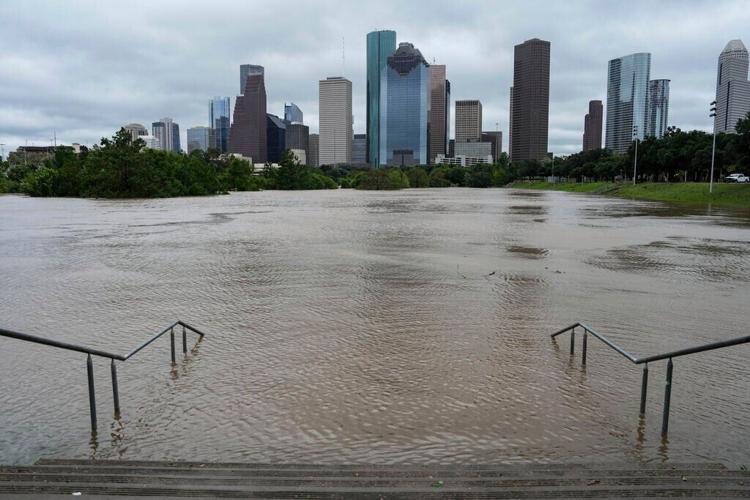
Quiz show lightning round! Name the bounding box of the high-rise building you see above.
[482,131,503,160]
[429,65,449,163]
[366,30,397,166]
[284,103,303,124]
[715,40,750,133]
[510,39,550,162]
[605,52,650,154]
[209,97,231,153]
[123,123,148,142]
[647,80,670,139]
[152,118,181,153]
[266,114,286,163]
[455,100,483,142]
[187,126,211,153]
[381,42,430,166]
[319,77,353,165]
[309,133,319,167]
[582,100,603,151]
[239,64,264,95]
[285,123,309,162]
[508,87,513,158]
[229,65,267,163]
[352,134,367,165]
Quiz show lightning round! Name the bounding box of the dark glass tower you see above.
[229,65,267,162]
[510,38,550,162]
[209,96,230,153]
[266,114,286,163]
[366,30,397,166]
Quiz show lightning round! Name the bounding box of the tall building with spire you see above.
[509,38,550,162]
[229,65,267,162]
[715,39,750,133]
[605,52,650,154]
[381,42,430,166]
[366,30,397,166]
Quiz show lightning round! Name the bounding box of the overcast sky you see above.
[1,0,749,156]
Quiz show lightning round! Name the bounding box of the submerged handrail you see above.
[0,320,205,432]
[551,322,749,437]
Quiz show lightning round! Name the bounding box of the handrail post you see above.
[86,354,97,432]
[582,330,588,366]
[570,327,575,356]
[661,358,673,437]
[182,324,187,354]
[639,363,648,416]
[170,327,176,365]
[111,359,120,417]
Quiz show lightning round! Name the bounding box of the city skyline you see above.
[1,0,749,155]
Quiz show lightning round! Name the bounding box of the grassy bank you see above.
[510,181,750,207]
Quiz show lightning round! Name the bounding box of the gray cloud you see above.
[1,0,748,156]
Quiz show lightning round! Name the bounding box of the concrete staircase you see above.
[0,459,748,498]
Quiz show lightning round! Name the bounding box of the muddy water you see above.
[0,188,748,466]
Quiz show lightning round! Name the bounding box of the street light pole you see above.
[632,125,639,185]
[709,101,717,194]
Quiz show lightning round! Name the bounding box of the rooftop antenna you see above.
[54,129,57,147]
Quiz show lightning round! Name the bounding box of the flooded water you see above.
[0,188,749,466]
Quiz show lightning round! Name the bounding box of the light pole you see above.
[709,101,717,194]
[632,125,639,185]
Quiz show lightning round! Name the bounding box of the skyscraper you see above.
[366,30,397,166]
[647,79,670,139]
[240,64,264,95]
[123,123,148,142]
[715,40,750,133]
[582,100,603,151]
[352,134,367,165]
[429,65,449,163]
[209,96,231,153]
[266,114,286,163]
[381,42,430,166]
[284,103,303,124]
[510,38,550,162]
[605,53,650,154]
[285,123,309,161]
[319,76,353,165]
[229,65,267,162]
[309,133,319,167]
[455,100,483,142]
[187,126,211,153]
[152,118,181,153]
[481,131,503,160]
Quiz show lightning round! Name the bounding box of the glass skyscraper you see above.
[380,42,430,166]
[605,53,651,154]
[209,96,230,153]
[366,30,397,166]
[647,79,670,139]
[284,103,303,124]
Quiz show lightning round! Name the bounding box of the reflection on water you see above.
[0,188,749,467]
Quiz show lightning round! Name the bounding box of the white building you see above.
[435,154,493,167]
[454,141,493,160]
[715,39,750,133]
[318,77,353,165]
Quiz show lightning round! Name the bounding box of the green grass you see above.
[509,181,750,208]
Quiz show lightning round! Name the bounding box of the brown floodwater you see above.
[0,188,748,466]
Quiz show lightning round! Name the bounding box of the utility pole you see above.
[0,144,5,163]
[632,125,639,185]
[709,101,717,194]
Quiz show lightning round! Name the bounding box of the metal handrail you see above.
[0,320,205,433]
[551,322,749,437]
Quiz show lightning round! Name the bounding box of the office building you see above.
[266,114,286,163]
[152,117,181,153]
[187,126,211,153]
[509,38,550,162]
[482,131,503,159]
[715,39,750,133]
[319,76,352,165]
[209,96,231,152]
[429,65,450,163]
[239,64,264,95]
[123,123,148,142]
[285,123,309,161]
[582,100,603,151]
[455,141,492,159]
[455,100,482,142]
[352,133,367,165]
[435,154,493,167]
[284,103,303,124]
[366,29,397,166]
[309,133,319,167]
[605,52,650,153]
[230,65,267,162]
[381,42,430,166]
[647,80,670,138]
